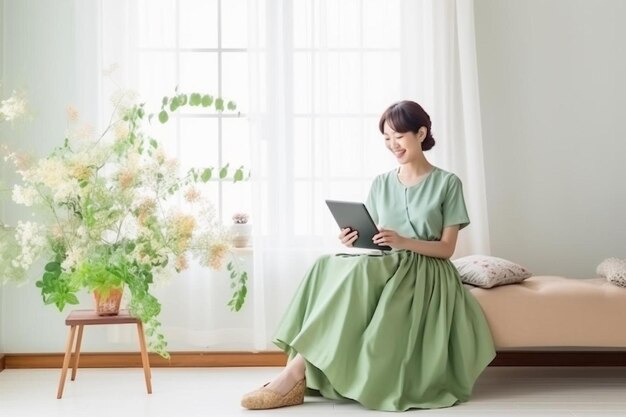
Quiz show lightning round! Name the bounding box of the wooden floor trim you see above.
[491,351,626,367]
[3,351,626,369]
[4,351,288,369]
[0,354,5,372]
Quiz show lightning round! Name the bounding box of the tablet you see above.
[325,200,392,251]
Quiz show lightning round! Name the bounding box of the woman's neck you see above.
[398,159,433,179]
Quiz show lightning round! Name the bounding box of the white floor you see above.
[1,367,625,416]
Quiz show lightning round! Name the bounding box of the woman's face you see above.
[382,121,426,164]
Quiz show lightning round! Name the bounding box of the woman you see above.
[241,100,495,411]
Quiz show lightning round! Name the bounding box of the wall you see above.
[0,0,5,355]
[474,0,626,278]
[1,0,82,353]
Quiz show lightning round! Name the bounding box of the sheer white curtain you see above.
[75,0,257,351]
[248,0,489,349]
[76,0,488,351]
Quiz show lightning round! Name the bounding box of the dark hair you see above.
[378,100,436,151]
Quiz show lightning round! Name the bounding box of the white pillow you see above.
[452,255,532,288]
[596,258,626,288]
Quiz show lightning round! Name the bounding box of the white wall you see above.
[474,0,626,278]
[1,0,83,354]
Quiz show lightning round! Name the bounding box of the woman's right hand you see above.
[339,228,358,247]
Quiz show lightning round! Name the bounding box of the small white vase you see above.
[230,223,252,248]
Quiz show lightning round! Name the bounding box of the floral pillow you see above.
[596,258,626,288]
[452,255,532,288]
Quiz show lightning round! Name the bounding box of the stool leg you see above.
[136,322,152,394]
[57,325,77,399]
[71,325,84,381]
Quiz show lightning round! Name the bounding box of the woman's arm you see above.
[373,225,460,259]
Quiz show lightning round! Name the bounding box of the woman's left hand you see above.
[372,228,407,249]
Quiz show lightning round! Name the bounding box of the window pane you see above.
[145,119,179,161]
[326,118,363,178]
[222,181,252,226]
[179,117,219,172]
[293,117,312,179]
[324,52,361,114]
[293,52,312,114]
[221,52,249,113]
[179,52,219,95]
[221,0,248,49]
[362,117,397,176]
[363,52,401,114]
[179,0,218,49]
[363,0,401,48]
[293,180,314,236]
[293,0,313,48]
[137,52,177,107]
[137,0,177,48]
[325,0,361,48]
[222,117,251,172]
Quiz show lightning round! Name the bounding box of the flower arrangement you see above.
[2,89,249,358]
[232,212,249,224]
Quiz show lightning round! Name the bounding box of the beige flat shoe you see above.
[241,378,306,410]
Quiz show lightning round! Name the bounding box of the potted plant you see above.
[2,89,249,358]
[230,212,252,248]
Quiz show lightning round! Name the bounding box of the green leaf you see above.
[215,98,224,111]
[201,94,213,107]
[227,101,237,111]
[66,293,80,305]
[149,138,158,148]
[45,262,61,273]
[162,96,168,106]
[200,168,212,182]
[189,93,202,106]
[178,94,188,106]
[219,164,229,179]
[233,168,244,182]
[169,97,180,112]
[158,110,169,124]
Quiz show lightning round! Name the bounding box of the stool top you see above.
[65,309,141,325]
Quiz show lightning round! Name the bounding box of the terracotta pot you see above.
[93,288,123,316]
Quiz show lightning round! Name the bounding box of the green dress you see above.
[273,166,496,411]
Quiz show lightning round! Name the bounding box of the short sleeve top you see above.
[365,166,470,241]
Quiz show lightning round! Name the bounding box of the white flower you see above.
[13,221,47,270]
[0,90,28,122]
[61,246,85,272]
[12,184,39,206]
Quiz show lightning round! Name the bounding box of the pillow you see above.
[596,258,626,288]
[452,255,532,288]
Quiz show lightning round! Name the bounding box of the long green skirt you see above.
[273,251,496,411]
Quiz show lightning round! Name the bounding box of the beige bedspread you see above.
[467,276,626,349]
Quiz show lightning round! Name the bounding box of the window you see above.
[134,0,251,224]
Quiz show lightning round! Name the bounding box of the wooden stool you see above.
[57,309,152,399]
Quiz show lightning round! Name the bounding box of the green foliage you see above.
[13,90,250,359]
[36,261,79,310]
[226,260,248,312]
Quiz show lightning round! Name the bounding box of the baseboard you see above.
[3,351,626,369]
[4,351,287,369]
[492,351,626,366]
